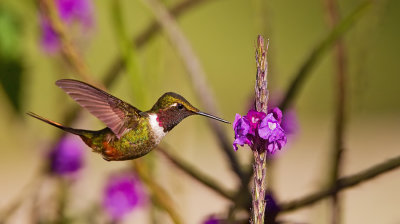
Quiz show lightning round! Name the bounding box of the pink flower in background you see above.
[48,134,84,176]
[103,172,145,221]
[39,0,94,53]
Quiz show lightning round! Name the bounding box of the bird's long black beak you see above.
[196,111,230,124]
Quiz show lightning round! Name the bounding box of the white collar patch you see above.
[148,114,166,144]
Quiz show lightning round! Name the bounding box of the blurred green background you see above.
[0,0,399,223]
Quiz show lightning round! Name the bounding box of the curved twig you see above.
[157,145,235,201]
[280,155,400,212]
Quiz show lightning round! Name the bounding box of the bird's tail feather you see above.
[27,112,87,136]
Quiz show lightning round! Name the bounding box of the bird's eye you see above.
[177,103,184,110]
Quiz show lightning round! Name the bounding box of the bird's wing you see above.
[56,79,141,138]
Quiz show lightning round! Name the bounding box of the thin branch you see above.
[140,0,245,184]
[102,0,213,85]
[324,0,348,223]
[157,145,235,201]
[279,0,371,111]
[279,155,400,213]
[132,160,183,224]
[40,0,97,85]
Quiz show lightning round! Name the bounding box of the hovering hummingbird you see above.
[28,79,229,161]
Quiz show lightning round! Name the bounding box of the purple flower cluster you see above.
[103,172,145,221]
[40,0,94,53]
[233,108,287,154]
[48,134,84,176]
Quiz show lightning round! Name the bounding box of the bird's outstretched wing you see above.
[56,79,141,138]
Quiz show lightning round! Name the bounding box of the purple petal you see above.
[233,136,251,151]
[259,113,287,154]
[269,107,283,124]
[244,110,266,135]
[233,114,250,137]
[258,114,276,139]
[232,114,241,130]
[232,114,253,150]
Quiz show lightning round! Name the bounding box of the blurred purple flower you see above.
[203,215,223,224]
[103,172,145,221]
[40,0,94,53]
[233,108,286,153]
[40,18,60,53]
[48,134,84,176]
[265,192,280,224]
[279,108,299,135]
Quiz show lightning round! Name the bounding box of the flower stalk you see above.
[251,35,269,224]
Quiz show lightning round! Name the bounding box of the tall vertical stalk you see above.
[252,35,269,224]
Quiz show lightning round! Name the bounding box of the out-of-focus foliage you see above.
[0,6,24,114]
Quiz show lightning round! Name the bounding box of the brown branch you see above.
[157,145,235,201]
[324,0,348,223]
[279,155,400,213]
[140,0,245,184]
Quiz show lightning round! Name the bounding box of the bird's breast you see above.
[147,113,167,144]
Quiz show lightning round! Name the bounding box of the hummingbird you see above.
[28,79,230,161]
